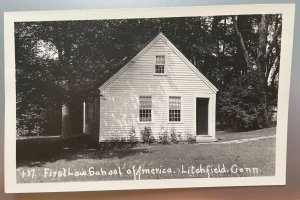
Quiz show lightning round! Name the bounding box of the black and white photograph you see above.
[4,4,295,193]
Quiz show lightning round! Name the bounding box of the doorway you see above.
[196,98,209,135]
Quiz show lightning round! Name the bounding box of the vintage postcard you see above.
[4,3,295,193]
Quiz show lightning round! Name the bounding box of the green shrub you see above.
[186,131,196,144]
[158,130,170,144]
[177,132,184,143]
[110,130,119,141]
[170,128,178,144]
[141,127,155,144]
[127,126,139,147]
[219,69,272,130]
[109,135,132,149]
[120,137,127,143]
[110,135,120,142]
[128,126,138,143]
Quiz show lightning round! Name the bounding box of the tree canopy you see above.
[15,14,282,136]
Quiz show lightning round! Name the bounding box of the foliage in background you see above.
[219,70,269,130]
[15,14,282,135]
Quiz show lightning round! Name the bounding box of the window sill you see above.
[138,121,154,124]
[168,122,184,124]
[153,74,167,76]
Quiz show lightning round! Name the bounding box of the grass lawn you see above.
[216,127,276,141]
[16,128,276,183]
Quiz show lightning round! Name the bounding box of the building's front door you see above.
[196,98,209,135]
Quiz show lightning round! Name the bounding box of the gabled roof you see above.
[99,32,218,93]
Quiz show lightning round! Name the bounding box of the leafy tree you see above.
[232,14,282,120]
[15,14,282,135]
[219,69,268,130]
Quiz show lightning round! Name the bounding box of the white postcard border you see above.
[4,3,295,193]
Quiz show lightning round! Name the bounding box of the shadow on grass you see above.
[17,135,151,168]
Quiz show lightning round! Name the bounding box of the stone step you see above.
[196,135,217,143]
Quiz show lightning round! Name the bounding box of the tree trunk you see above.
[61,103,71,137]
[233,119,239,131]
[257,15,269,117]
[232,16,252,69]
[85,101,95,135]
[270,59,280,87]
[220,115,224,129]
[219,16,227,92]
[258,15,268,73]
[221,16,226,68]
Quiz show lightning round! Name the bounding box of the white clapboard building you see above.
[85,33,218,142]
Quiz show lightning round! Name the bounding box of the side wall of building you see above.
[99,38,216,141]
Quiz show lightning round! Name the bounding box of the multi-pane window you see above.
[169,96,181,122]
[155,55,165,74]
[139,96,152,122]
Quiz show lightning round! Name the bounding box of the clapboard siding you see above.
[98,36,216,141]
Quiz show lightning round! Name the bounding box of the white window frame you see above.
[139,96,152,123]
[154,55,167,76]
[168,96,182,123]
